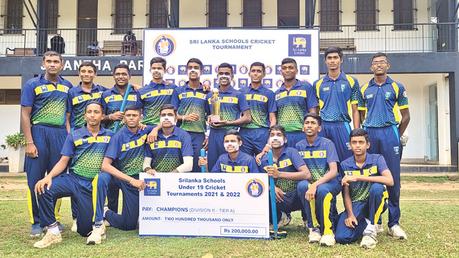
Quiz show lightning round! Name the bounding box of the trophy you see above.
[210,88,221,123]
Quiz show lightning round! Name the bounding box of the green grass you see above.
[1,177,459,257]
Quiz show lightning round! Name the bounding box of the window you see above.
[393,0,415,30]
[0,90,21,104]
[48,0,59,34]
[5,0,23,34]
[149,0,168,28]
[277,0,299,27]
[208,0,227,27]
[243,0,262,27]
[114,0,133,34]
[356,0,378,31]
[320,0,340,32]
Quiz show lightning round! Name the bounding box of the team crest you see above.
[265,65,273,75]
[263,79,273,88]
[178,65,187,75]
[144,179,161,196]
[288,34,312,56]
[299,65,310,75]
[239,65,248,74]
[154,34,176,56]
[246,179,264,197]
[178,80,187,87]
[166,66,176,75]
[385,92,392,100]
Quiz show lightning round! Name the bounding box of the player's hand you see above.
[109,111,124,121]
[198,157,207,167]
[400,135,409,146]
[210,120,228,127]
[138,122,147,130]
[265,165,279,178]
[342,175,358,187]
[145,168,157,176]
[202,137,209,150]
[147,126,160,143]
[35,176,52,195]
[184,113,200,122]
[26,143,39,158]
[305,183,317,201]
[255,152,265,165]
[130,179,146,191]
[203,81,211,92]
[131,83,142,91]
[345,214,358,229]
[274,186,285,202]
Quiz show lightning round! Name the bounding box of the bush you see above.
[5,132,26,150]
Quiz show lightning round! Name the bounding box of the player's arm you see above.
[266,164,311,181]
[101,157,145,190]
[172,156,193,172]
[226,109,252,126]
[351,104,360,129]
[269,112,277,127]
[66,112,71,132]
[35,156,71,194]
[21,106,38,158]
[342,185,358,228]
[398,108,410,136]
[306,162,338,202]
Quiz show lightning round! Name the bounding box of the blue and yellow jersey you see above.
[275,80,318,132]
[314,72,360,122]
[207,86,250,130]
[240,85,277,129]
[146,126,193,172]
[340,154,389,202]
[171,83,209,133]
[139,81,177,125]
[68,83,107,129]
[295,136,339,183]
[61,127,113,180]
[358,76,409,128]
[101,86,142,131]
[211,151,260,173]
[104,125,153,176]
[20,74,73,127]
[260,147,306,193]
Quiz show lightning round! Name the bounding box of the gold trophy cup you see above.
[210,88,221,123]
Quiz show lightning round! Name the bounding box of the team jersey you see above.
[240,85,277,129]
[275,80,318,132]
[104,125,153,176]
[68,83,107,129]
[260,147,306,192]
[171,83,209,133]
[314,72,360,122]
[358,76,409,128]
[211,151,260,173]
[295,136,339,183]
[21,74,73,127]
[61,126,113,179]
[340,154,389,202]
[101,86,142,131]
[146,126,193,172]
[139,81,177,125]
[207,86,250,130]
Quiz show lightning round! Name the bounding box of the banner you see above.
[139,173,270,239]
[143,29,319,91]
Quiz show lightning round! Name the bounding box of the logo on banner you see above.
[178,79,187,87]
[262,79,273,88]
[166,66,176,75]
[265,65,273,75]
[165,79,175,85]
[203,65,212,75]
[300,65,310,75]
[238,78,248,89]
[288,34,311,57]
[154,35,176,56]
[239,65,248,75]
[246,179,264,197]
[178,65,187,75]
[275,65,282,75]
[144,179,161,196]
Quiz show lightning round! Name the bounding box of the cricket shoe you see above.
[308,228,321,243]
[319,234,336,246]
[388,224,407,240]
[360,234,377,249]
[86,224,106,245]
[34,231,62,248]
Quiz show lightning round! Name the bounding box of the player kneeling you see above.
[335,129,393,249]
[199,129,259,173]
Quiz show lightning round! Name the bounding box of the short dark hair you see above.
[304,113,322,126]
[371,52,388,62]
[79,61,97,74]
[281,58,297,68]
[124,105,142,114]
[350,128,369,143]
[43,51,63,62]
[224,129,242,142]
[186,58,203,70]
[150,57,167,69]
[113,63,130,75]
[269,125,287,138]
[160,104,176,114]
[324,46,343,60]
[250,62,265,73]
[218,62,234,74]
[85,101,103,112]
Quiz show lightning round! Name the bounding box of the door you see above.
[77,0,98,55]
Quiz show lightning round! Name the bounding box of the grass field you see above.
[1,175,458,257]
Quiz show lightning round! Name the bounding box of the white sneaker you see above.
[319,234,336,246]
[376,224,384,234]
[71,219,77,233]
[388,224,407,240]
[360,234,377,249]
[86,224,106,245]
[308,228,321,243]
[278,212,291,228]
[34,231,62,248]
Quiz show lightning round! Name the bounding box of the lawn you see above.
[1,175,458,257]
